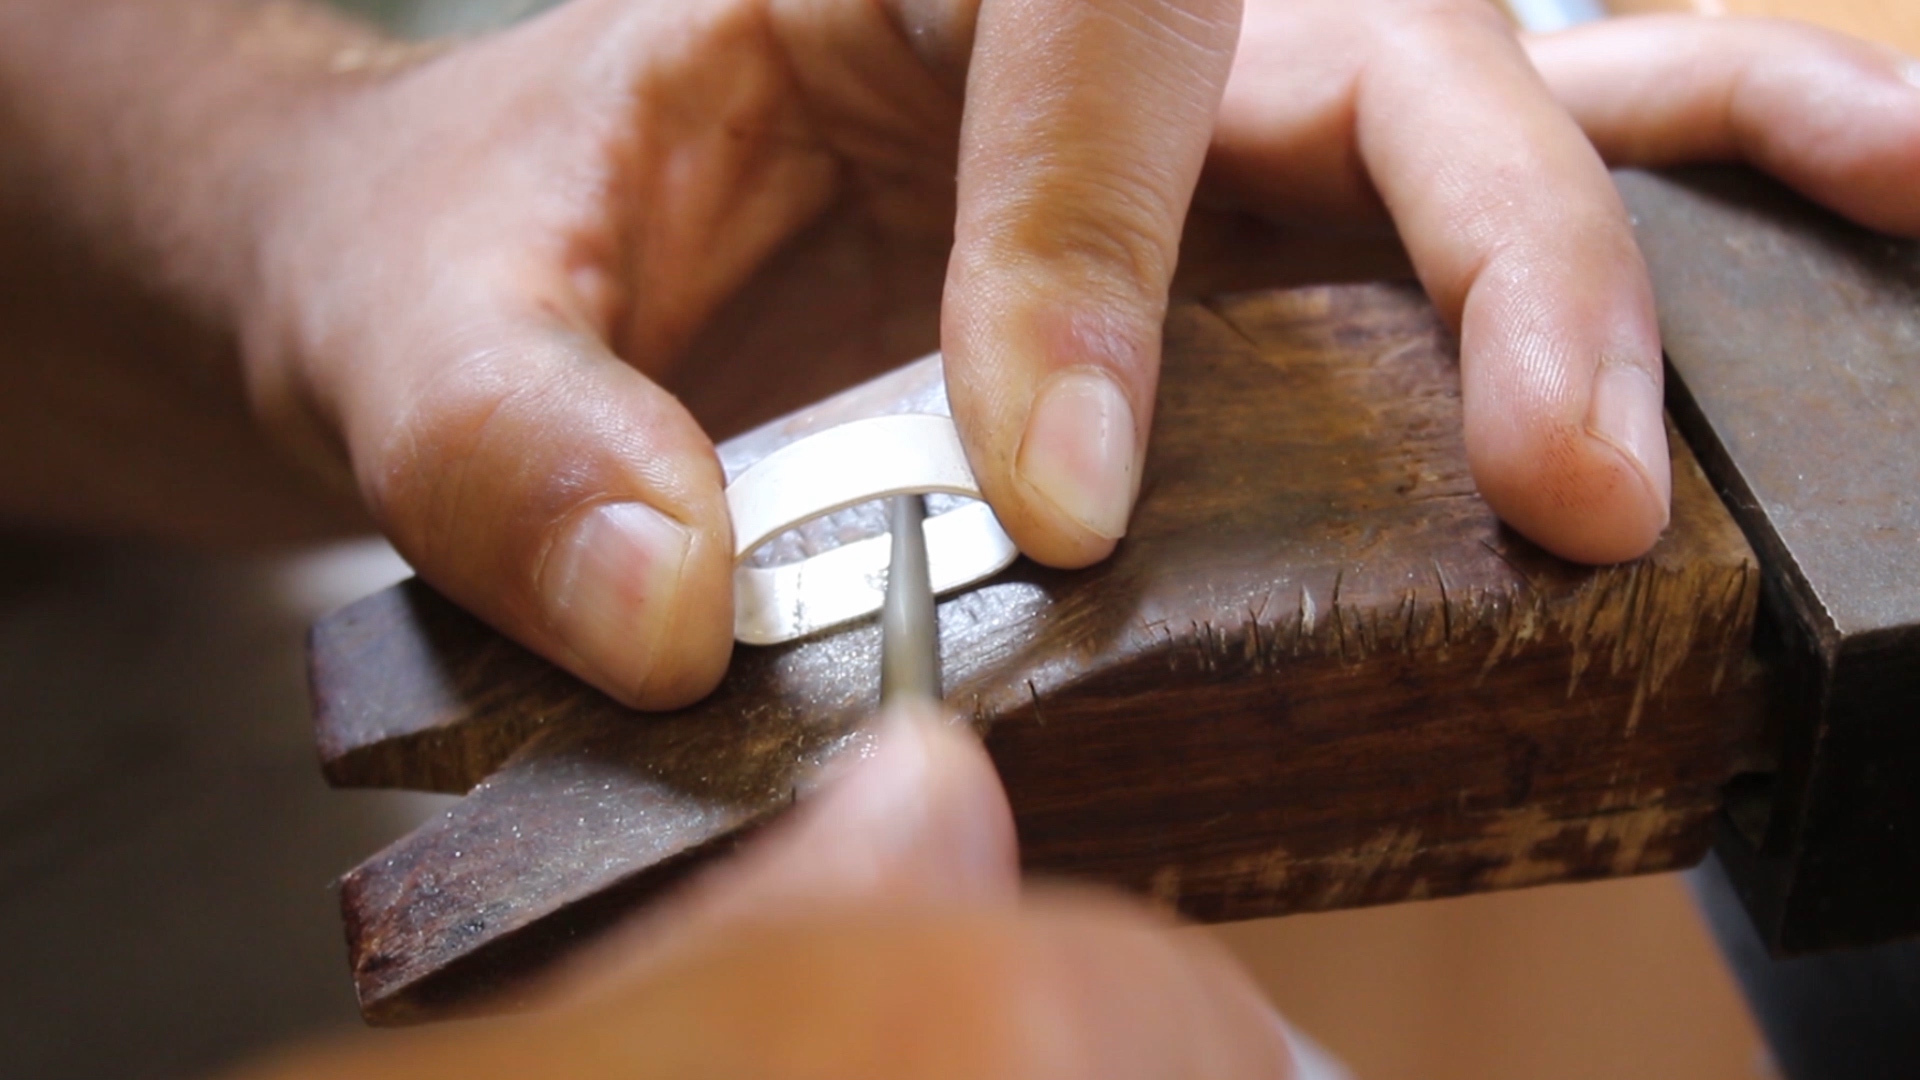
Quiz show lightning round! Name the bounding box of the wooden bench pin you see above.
[310,268,1769,1024]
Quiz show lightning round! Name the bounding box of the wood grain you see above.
[311,281,1766,1023]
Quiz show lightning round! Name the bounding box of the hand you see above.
[233,706,1306,1080]
[1200,6,1920,565]
[248,2,1920,708]
[7,2,1918,710]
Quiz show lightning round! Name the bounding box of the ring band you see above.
[725,414,1020,645]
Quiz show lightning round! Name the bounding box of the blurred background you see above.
[0,1,1778,1078]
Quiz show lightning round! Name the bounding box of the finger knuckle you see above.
[362,345,577,575]
[1000,170,1182,297]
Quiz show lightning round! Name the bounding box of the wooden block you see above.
[310,280,1765,1024]
[1619,167,1920,951]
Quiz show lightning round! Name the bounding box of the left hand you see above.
[9,1,1918,710]
[1193,7,1920,564]
[247,2,1920,707]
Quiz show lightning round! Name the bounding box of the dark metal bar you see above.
[1690,848,1920,1080]
[879,494,939,704]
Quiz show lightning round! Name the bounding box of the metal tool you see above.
[879,494,940,704]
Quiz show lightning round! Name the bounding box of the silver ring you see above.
[724,414,1020,645]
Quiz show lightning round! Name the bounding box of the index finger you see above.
[941,0,1243,567]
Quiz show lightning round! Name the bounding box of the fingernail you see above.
[1585,359,1671,527]
[1016,368,1139,540]
[539,501,691,697]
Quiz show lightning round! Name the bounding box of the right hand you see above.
[234,706,1306,1080]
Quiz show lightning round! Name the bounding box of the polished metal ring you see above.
[724,413,1019,645]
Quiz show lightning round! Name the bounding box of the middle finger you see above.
[1218,0,1672,564]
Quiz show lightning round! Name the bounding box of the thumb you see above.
[559,701,1020,995]
[683,700,1022,917]
[337,305,737,710]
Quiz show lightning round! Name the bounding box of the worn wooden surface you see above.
[311,280,1766,1023]
[1619,167,1920,953]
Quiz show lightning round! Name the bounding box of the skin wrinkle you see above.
[1482,266,1563,404]
[1133,0,1240,53]
[483,6,748,376]
[762,0,959,168]
[1432,153,1565,312]
[381,346,574,576]
[1055,7,1229,124]
[621,2,918,376]
[1002,168,1186,293]
[1721,34,1764,175]
[384,327,684,548]
[1465,258,1598,516]
[553,63,649,353]
[1072,0,1240,72]
[271,186,545,461]
[358,325,515,511]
